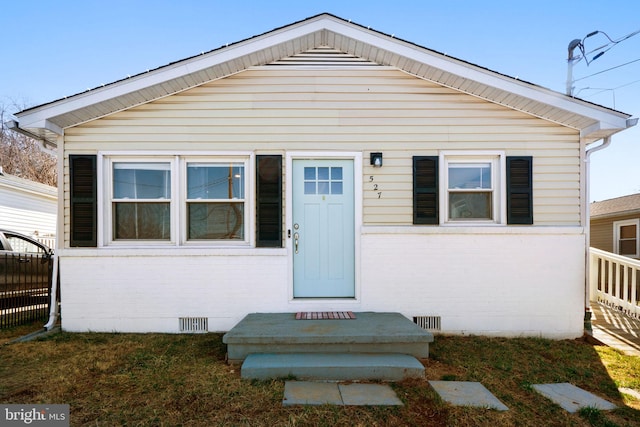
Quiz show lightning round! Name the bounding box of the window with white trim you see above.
[441,152,504,224]
[112,162,172,240]
[613,219,639,258]
[186,162,245,240]
[106,155,250,245]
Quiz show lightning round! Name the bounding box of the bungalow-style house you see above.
[10,14,636,337]
[0,168,57,245]
[591,193,640,259]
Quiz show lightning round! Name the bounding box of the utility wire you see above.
[578,28,640,65]
[573,57,640,82]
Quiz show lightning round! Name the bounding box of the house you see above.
[9,14,636,337]
[0,168,57,246]
[591,193,640,259]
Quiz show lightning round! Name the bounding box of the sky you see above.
[2,0,639,202]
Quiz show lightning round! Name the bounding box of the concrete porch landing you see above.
[222,312,434,364]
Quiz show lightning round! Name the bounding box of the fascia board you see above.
[15,18,331,130]
[321,18,630,128]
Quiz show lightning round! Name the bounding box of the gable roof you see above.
[591,193,640,218]
[12,13,635,146]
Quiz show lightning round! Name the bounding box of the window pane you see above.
[449,163,491,189]
[620,225,637,239]
[449,192,492,220]
[331,167,342,180]
[619,239,637,255]
[304,182,316,194]
[318,181,330,194]
[304,167,316,180]
[114,163,170,199]
[114,202,170,240]
[331,182,343,194]
[187,163,244,200]
[188,202,244,240]
[318,167,329,180]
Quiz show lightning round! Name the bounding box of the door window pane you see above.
[303,166,343,195]
[304,167,316,180]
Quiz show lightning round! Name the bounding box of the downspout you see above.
[44,253,59,330]
[44,133,64,331]
[5,119,61,330]
[583,136,612,333]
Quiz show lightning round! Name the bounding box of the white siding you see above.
[63,67,581,246]
[59,228,584,338]
[0,175,57,237]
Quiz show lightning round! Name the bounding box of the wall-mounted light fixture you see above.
[370,152,383,167]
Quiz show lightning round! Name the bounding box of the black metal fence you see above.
[0,253,54,329]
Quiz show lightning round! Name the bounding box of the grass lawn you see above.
[1,322,639,426]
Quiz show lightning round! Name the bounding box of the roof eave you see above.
[13,13,635,145]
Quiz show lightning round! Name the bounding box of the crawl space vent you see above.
[179,317,208,333]
[413,316,441,331]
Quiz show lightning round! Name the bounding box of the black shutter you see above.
[256,155,282,247]
[413,156,439,224]
[70,155,97,246]
[506,156,533,225]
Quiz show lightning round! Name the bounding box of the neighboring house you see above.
[591,193,640,259]
[10,14,636,337]
[0,168,57,246]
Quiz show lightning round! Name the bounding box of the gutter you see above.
[44,253,59,331]
[4,119,57,154]
[583,117,639,331]
[583,136,612,331]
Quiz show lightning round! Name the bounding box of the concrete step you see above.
[223,312,434,363]
[241,352,425,381]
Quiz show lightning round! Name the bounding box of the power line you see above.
[573,57,640,83]
[566,28,640,95]
[575,79,640,108]
[579,28,640,64]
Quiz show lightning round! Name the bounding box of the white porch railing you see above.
[589,247,640,319]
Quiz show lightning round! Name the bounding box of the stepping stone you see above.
[283,381,403,406]
[283,381,343,406]
[338,383,403,406]
[532,383,616,413]
[429,381,508,411]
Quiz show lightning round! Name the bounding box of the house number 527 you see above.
[369,176,382,199]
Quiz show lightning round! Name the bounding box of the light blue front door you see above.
[292,159,355,298]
